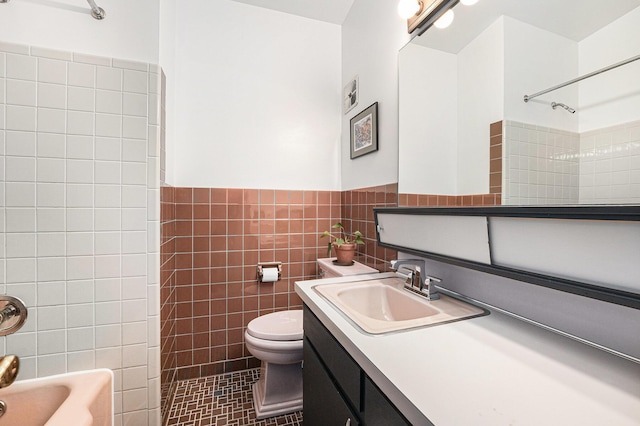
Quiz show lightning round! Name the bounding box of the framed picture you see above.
[350,102,378,159]
[343,75,359,114]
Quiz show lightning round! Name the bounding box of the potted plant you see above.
[321,222,365,265]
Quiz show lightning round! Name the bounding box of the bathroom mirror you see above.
[398,0,640,205]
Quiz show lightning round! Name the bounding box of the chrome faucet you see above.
[390,259,441,300]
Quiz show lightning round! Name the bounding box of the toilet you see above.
[245,309,304,419]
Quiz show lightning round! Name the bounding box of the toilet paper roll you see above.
[261,267,279,283]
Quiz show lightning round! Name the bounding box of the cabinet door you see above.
[304,339,360,426]
[363,376,411,426]
[303,307,361,409]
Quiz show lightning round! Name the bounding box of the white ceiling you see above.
[415,0,640,53]
[228,0,355,25]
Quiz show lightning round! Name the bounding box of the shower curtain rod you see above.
[523,54,640,103]
[0,0,105,20]
[86,0,105,19]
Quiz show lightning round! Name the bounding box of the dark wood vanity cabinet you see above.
[303,306,410,426]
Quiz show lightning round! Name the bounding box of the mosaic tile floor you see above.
[166,368,304,426]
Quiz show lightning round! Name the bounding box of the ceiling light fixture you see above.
[397,0,422,19]
[434,9,454,29]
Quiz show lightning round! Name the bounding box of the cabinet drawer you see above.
[304,339,360,426]
[303,306,361,411]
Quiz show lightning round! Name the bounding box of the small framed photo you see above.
[350,102,378,159]
[343,75,359,114]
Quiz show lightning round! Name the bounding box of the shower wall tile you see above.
[504,119,640,205]
[6,79,36,106]
[30,47,73,62]
[38,83,66,109]
[6,54,37,81]
[96,90,123,114]
[580,119,640,204]
[503,120,580,205]
[0,42,161,425]
[37,133,65,158]
[97,66,123,91]
[73,52,111,67]
[68,62,96,88]
[67,86,95,112]
[38,108,66,133]
[38,59,67,85]
[6,105,36,131]
[6,131,33,156]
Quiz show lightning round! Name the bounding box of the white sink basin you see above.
[0,369,113,426]
[314,277,486,334]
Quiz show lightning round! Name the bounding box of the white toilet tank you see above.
[317,257,378,278]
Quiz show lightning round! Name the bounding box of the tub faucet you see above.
[390,259,441,300]
[0,355,19,389]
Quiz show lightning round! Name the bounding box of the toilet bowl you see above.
[245,310,304,419]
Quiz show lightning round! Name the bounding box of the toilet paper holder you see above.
[257,262,282,282]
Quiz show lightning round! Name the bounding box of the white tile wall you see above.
[579,120,640,204]
[0,42,161,425]
[504,121,580,205]
[504,120,640,205]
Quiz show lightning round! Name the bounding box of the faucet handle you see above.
[425,275,441,284]
[404,270,414,286]
[0,355,19,389]
[422,275,442,299]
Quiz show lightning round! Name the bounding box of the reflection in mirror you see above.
[398,0,640,206]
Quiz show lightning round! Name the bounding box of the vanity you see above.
[303,304,409,425]
[295,206,640,425]
[297,271,640,425]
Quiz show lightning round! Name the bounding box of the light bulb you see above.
[398,0,420,19]
[434,9,454,29]
[460,0,479,5]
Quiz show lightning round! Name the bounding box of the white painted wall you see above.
[503,17,578,133]
[0,0,159,64]
[457,17,504,195]
[166,0,341,190]
[341,0,409,191]
[398,44,458,194]
[158,0,176,185]
[578,6,640,132]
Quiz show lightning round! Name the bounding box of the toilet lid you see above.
[247,310,303,341]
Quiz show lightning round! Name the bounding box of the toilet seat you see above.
[247,310,303,341]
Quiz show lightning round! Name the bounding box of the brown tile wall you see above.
[341,183,399,272]
[398,193,501,207]
[490,120,503,195]
[162,187,344,381]
[160,186,178,422]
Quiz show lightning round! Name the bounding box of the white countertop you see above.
[295,273,640,426]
